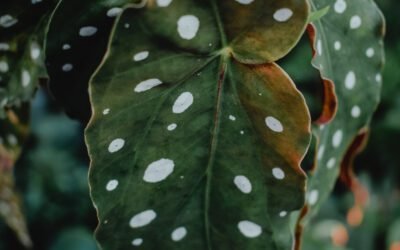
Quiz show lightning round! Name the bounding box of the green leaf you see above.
[45,0,142,123]
[0,0,58,116]
[86,1,311,249]
[308,6,330,23]
[296,0,385,231]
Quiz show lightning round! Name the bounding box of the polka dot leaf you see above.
[86,2,311,249]
[45,0,309,123]
[45,0,143,122]
[296,0,385,230]
[0,0,57,117]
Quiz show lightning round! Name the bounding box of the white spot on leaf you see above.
[334,0,347,14]
[79,26,98,37]
[272,167,285,180]
[30,42,41,60]
[106,180,118,191]
[334,41,341,51]
[366,48,375,58]
[317,145,325,160]
[234,175,252,194]
[235,0,254,4]
[103,108,110,115]
[0,15,18,28]
[273,8,293,22]
[129,210,157,228]
[238,220,262,238]
[177,15,200,40]
[375,73,382,83]
[21,70,30,87]
[171,227,187,241]
[133,51,149,62]
[107,7,123,17]
[157,0,172,7]
[345,71,356,89]
[134,78,162,92]
[308,190,319,205]
[172,92,194,114]
[265,116,283,132]
[167,123,177,131]
[62,44,71,50]
[62,63,73,72]
[279,211,287,217]
[143,158,175,183]
[229,115,236,121]
[351,105,361,118]
[131,238,143,246]
[108,138,125,153]
[327,157,336,169]
[332,130,343,148]
[317,39,322,55]
[350,16,362,29]
[0,61,9,73]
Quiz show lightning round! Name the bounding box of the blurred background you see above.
[0,0,399,249]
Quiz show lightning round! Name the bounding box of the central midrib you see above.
[203,1,230,249]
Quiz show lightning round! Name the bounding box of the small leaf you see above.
[86,1,311,249]
[308,6,330,23]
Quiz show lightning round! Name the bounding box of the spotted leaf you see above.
[0,0,58,116]
[45,0,142,123]
[86,1,310,249]
[295,0,385,235]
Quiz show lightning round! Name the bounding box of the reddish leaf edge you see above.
[340,129,370,227]
[306,23,338,125]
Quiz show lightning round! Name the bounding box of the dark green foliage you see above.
[0,0,394,249]
[86,1,311,249]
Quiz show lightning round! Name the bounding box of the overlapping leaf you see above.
[86,1,311,249]
[296,0,385,233]
[45,0,142,123]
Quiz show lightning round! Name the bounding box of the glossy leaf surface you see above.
[86,1,311,249]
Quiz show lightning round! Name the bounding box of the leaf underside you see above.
[86,1,311,249]
[299,0,385,226]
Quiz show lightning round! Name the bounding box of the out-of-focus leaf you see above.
[0,105,31,247]
[45,0,142,123]
[388,219,400,248]
[295,0,385,242]
[50,227,98,250]
[86,1,311,249]
[302,220,351,250]
[0,0,58,117]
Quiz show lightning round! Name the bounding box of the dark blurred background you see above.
[0,0,399,249]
